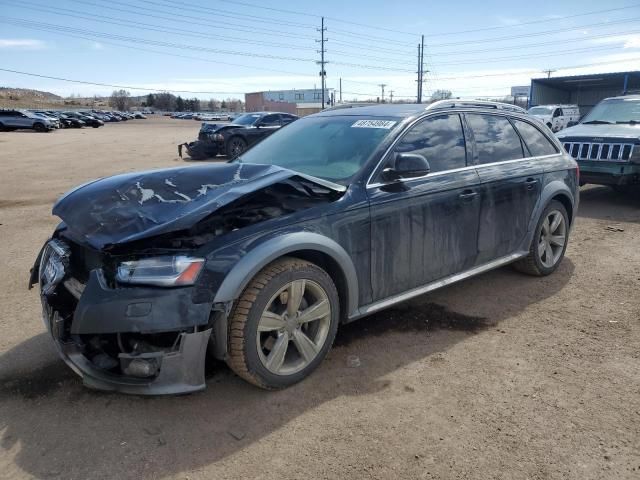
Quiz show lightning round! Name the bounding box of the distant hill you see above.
[0,87,111,109]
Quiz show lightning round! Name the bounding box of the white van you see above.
[527,104,581,132]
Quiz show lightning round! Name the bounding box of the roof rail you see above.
[426,100,526,113]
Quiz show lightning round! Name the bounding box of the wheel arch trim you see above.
[212,232,360,318]
[525,180,575,247]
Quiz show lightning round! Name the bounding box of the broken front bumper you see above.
[36,239,215,395]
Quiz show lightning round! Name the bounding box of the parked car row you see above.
[0,109,147,132]
[169,112,236,121]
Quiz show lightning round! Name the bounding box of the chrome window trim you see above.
[367,155,560,189]
[366,110,560,189]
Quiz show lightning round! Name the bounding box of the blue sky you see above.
[0,0,639,100]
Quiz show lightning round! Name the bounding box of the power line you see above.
[9,1,317,51]
[220,0,640,40]
[0,24,314,77]
[429,44,635,67]
[428,16,640,47]
[423,3,640,37]
[66,0,317,40]
[135,0,315,29]
[0,67,248,95]
[0,17,315,61]
[435,57,640,81]
[431,29,640,56]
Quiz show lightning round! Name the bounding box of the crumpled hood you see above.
[556,123,640,141]
[53,163,306,249]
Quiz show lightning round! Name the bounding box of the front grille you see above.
[66,239,103,282]
[563,142,634,161]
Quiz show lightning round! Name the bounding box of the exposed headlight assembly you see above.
[116,256,205,287]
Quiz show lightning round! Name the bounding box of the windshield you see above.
[581,98,640,124]
[236,116,400,183]
[232,113,261,126]
[528,106,553,115]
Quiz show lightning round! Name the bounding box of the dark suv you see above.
[556,95,640,192]
[31,101,579,395]
[180,112,298,160]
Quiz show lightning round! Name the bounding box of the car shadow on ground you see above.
[577,185,640,223]
[0,259,574,479]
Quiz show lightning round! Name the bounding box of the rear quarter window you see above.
[466,114,524,164]
[512,119,559,157]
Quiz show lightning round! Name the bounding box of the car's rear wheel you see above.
[226,136,247,159]
[33,122,47,132]
[0,122,5,132]
[514,200,569,276]
[226,257,339,389]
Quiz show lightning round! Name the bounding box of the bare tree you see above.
[208,98,220,111]
[154,92,175,111]
[430,89,452,101]
[109,89,131,111]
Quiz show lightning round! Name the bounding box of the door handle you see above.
[459,190,477,202]
[524,178,539,190]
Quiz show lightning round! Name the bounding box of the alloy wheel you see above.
[256,279,331,376]
[538,210,566,268]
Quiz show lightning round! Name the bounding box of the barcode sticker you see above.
[351,120,397,129]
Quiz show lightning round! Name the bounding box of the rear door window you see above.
[260,114,281,127]
[512,119,559,157]
[466,114,524,164]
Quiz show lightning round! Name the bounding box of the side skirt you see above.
[349,252,527,321]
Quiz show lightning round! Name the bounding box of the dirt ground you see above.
[0,116,638,480]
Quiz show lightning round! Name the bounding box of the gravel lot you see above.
[0,116,638,480]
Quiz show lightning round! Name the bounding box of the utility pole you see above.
[378,83,387,103]
[316,17,328,109]
[543,69,556,79]
[339,77,342,103]
[420,35,425,102]
[389,90,394,103]
[417,43,422,103]
[416,36,426,103]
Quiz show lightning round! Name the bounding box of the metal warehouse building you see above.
[529,71,640,115]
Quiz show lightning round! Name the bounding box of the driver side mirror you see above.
[382,153,430,182]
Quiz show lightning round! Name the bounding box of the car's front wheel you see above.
[514,200,569,276]
[226,136,247,159]
[226,257,340,389]
[33,122,47,132]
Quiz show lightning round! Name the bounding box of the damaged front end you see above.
[30,162,344,394]
[33,238,216,395]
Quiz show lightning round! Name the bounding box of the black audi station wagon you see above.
[31,101,579,394]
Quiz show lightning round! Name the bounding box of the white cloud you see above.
[0,39,47,50]
[590,33,640,49]
[91,42,105,50]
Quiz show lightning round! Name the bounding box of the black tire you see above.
[226,136,247,159]
[226,257,340,389]
[92,124,100,128]
[514,200,569,276]
[33,122,47,132]
[0,122,5,132]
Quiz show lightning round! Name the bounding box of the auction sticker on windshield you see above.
[351,120,397,129]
